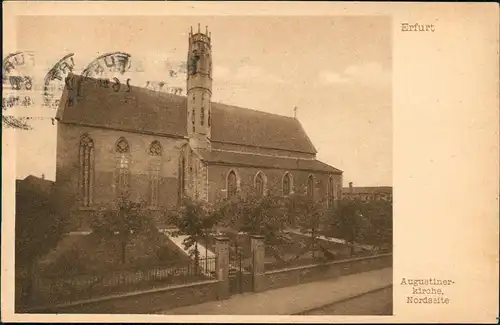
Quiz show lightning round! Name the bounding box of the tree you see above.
[284,194,327,258]
[359,200,393,250]
[90,196,156,264]
[15,182,68,304]
[217,194,288,245]
[329,199,368,256]
[167,197,219,274]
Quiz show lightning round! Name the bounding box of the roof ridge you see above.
[210,149,314,161]
[68,72,187,101]
[211,100,296,120]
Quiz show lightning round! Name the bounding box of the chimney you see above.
[349,182,353,194]
[41,173,45,180]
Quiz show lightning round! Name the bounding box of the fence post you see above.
[214,236,230,300]
[250,234,266,292]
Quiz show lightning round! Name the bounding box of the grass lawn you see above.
[21,230,207,308]
[38,229,190,277]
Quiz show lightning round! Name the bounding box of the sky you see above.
[6,15,392,186]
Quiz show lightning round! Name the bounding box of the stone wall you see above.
[264,254,392,291]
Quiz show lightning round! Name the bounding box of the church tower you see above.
[187,24,212,151]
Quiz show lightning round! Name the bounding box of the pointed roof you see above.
[57,74,318,154]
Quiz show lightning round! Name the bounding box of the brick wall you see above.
[55,123,187,231]
[207,164,342,203]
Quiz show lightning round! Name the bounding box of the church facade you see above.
[54,27,343,231]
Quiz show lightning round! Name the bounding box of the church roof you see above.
[56,74,188,138]
[57,74,317,154]
[196,150,342,174]
[210,103,317,154]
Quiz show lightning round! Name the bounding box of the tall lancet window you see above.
[201,93,206,126]
[192,106,196,132]
[227,170,238,199]
[79,135,94,207]
[208,108,211,127]
[283,172,292,196]
[327,176,334,208]
[149,141,162,207]
[254,172,266,197]
[307,175,315,200]
[115,137,130,198]
[178,154,186,205]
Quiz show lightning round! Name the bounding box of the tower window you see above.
[79,135,94,207]
[201,107,205,126]
[208,108,211,127]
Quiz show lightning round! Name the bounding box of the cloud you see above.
[215,64,285,84]
[319,62,391,89]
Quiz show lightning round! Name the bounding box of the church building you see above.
[54,26,343,231]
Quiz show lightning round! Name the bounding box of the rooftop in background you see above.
[16,175,55,195]
[342,186,393,194]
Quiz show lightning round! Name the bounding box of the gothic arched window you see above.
[208,108,211,127]
[307,175,315,200]
[79,135,94,207]
[327,176,334,208]
[149,140,162,156]
[178,154,186,205]
[283,172,292,196]
[254,172,266,197]
[148,141,162,207]
[201,106,205,126]
[115,137,130,197]
[227,170,238,198]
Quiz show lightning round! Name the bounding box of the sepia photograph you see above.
[2,2,498,324]
[7,15,393,315]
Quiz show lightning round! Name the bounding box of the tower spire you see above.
[187,24,213,151]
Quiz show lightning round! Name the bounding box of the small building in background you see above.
[342,182,392,202]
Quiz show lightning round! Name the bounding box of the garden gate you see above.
[228,244,253,295]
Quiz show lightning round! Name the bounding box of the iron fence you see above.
[21,256,217,308]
